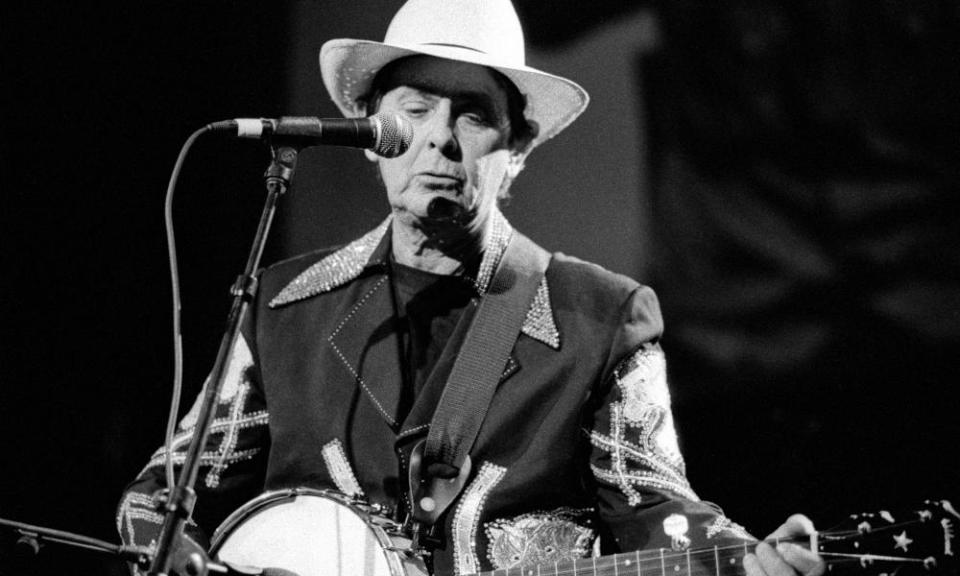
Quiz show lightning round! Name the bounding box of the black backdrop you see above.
[2,3,289,574]
[3,2,959,575]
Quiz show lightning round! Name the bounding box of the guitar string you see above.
[475,531,929,576]
[488,553,909,576]
[467,512,940,576]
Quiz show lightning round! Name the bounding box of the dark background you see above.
[2,2,958,574]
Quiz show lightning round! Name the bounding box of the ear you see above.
[504,119,537,178]
[363,148,379,163]
[504,149,527,179]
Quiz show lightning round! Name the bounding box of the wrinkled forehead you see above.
[370,55,514,114]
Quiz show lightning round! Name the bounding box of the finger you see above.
[756,540,796,576]
[777,543,825,576]
[768,514,816,539]
[743,553,765,576]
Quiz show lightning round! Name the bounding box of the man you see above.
[118,1,825,576]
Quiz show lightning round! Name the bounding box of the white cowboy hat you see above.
[319,0,589,151]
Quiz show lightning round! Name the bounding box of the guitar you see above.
[209,489,958,576]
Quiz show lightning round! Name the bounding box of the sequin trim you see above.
[266,209,560,348]
[207,383,258,488]
[705,515,753,540]
[142,335,269,489]
[615,348,682,464]
[484,508,595,569]
[177,334,256,430]
[453,462,507,575]
[322,438,365,498]
[117,492,163,546]
[520,277,559,349]
[327,276,397,425]
[473,209,513,295]
[590,347,697,504]
[143,413,268,471]
[269,217,391,307]
[143,406,268,490]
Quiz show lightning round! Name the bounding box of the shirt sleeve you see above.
[589,287,753,555]
[115,331,270,555]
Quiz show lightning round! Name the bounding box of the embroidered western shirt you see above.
[118,210,751,575]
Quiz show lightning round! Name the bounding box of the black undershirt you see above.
[389,260,476,421]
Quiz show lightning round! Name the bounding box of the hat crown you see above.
[384,0,526,68]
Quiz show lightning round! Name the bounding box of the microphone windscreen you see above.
[373,112,413,158]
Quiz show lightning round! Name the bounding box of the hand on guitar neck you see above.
[745,515,824,576]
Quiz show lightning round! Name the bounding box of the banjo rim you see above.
[209,487,415,576]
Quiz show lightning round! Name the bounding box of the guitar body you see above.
[210,488,429,576]
[210,489,957,576]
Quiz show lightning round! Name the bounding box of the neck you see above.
[390,210,487,275]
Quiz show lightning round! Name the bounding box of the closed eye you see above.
[460,112,487,126]
[402,104,431,119]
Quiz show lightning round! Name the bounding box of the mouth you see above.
[416,172,464,191]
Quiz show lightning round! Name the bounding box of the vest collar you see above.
[268,210,559,349]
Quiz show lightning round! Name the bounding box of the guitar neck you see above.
[473,538,815,576]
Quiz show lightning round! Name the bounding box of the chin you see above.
[399,190,465,214]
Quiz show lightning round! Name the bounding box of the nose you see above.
[425,100,460,160]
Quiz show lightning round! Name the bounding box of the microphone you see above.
[211,113,412,158]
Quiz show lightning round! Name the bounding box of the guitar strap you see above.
[419,229,550,484]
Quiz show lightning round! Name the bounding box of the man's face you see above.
[368,57,518,237]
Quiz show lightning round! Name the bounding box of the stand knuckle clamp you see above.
[230,275,259,301]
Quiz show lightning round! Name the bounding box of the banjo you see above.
[209,488,958,576]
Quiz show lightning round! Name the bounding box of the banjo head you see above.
[210,488,425,576]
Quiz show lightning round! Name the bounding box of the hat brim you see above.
[320,38,589,150]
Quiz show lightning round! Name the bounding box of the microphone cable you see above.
[162,124,218,491]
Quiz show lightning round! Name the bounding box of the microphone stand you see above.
[149,143,300,576]
[0,516,151,566]
[0,516,268,575]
